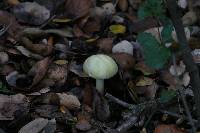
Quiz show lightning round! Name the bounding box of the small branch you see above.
[116,116,138,133]
[166,0,200,126]
[105,93,133,109]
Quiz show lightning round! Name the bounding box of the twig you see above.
[166,0,200,127]
[116,115,138,133]
[159,109,198,123]
[105,93,133,109]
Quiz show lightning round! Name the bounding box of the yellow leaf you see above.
[109,24,126,34]
[86,37,98,43]
[60,105,67,113]
[54,60,68,65]
[136,77,153,86]
[52,18,72,23]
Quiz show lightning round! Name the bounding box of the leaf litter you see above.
[0,0,199,132]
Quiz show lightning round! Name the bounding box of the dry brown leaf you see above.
[57,93,81,110]
[28,57,51,88]
[83,18,101,34]
[111,53,135,71]
[118,0,128,12]
[0,11,23,40]
[97,38,113,53]
[65,0,92,19]
[21,37,53,56]
[154,124,186,133]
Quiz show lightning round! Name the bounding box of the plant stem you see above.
[96,79,104,95]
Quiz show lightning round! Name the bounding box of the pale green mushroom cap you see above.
[83,54,118,79]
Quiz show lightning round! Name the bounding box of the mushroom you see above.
[83,54,118,94]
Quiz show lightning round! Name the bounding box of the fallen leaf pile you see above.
[0,0,199,132]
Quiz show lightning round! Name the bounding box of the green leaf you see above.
[161,23,174,43]
[160,89,176,103]
[137,33,171,69]
[138,0,165,19]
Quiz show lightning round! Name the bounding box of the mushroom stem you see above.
[96,79,104,94]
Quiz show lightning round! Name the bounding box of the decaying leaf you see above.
[111,53,135,71]
[47,63,68,83]
[15,46,43,59]
[18,118,49,133]
[28,57,51,89]
[65,0,92,19]
[118,0,128,12]
[13,2,50,25]
[0,10,23,40]
[154,124,186,133]
[0,94,29,120]
[21,37,53,56]
[136,76,153,86]
[57,93,81,110]
[97,38,113,53]
[112,40,133,55]
[75,112,91,131]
